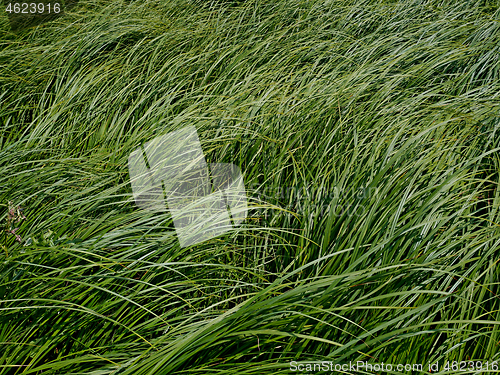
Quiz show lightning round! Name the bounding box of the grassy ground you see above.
[1,0,500,373]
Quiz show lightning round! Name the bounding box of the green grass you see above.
[1,0,500,373]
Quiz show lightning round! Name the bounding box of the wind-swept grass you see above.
[1,0,500,373]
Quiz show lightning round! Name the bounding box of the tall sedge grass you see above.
[1,0,500,373]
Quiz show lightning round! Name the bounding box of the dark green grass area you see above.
[1,0,500,373]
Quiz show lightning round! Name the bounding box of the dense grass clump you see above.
[1,0,500,373]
